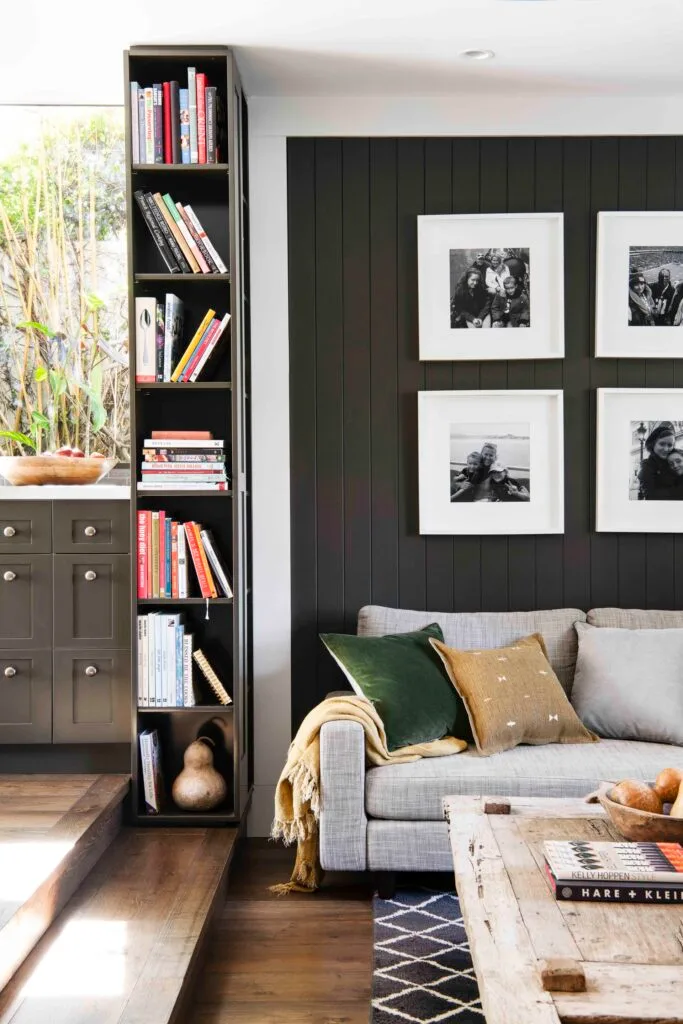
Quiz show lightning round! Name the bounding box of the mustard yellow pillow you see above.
[430,633,597,756]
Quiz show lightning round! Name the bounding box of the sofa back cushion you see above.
[357,606,586,695]
[587,608,683,629]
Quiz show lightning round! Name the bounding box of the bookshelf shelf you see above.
[126,44,251,828]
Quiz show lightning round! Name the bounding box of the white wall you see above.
[248,92,681,834]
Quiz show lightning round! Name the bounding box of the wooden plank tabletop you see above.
[445,795,683,1024]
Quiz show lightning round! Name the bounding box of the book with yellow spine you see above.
[171,309,215,381]
[193,649,232,705]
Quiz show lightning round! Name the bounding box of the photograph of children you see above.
[628,247,683,327]
[450,423,531,502]
[449,248,530,330]
[629,420,683,500]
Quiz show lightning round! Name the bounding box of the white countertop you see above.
[0,484,130,500]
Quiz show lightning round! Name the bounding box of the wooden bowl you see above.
[596,782,683,842]
[0,456,116,486]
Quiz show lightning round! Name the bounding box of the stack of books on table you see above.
[130,69,225,166]
[138,431,230,492]
[137,511,233,599]
[137,616,231,709]
[543,839,683,903]
[133,189,227,274]
[135,300,230,383]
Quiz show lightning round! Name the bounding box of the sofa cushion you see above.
[587,607,683,628]
[358,606,585,695]
[365,739,683,820]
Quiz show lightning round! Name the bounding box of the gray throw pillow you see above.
[571,621,683,745]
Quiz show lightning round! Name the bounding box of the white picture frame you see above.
[596,211,683,358]
[596,388,683,533]
[418,390,564,535]
[417,213,564,361]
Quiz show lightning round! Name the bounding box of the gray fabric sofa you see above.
[319,605,683,877]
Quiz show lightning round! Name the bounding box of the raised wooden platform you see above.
[0,774,129,994]
[0,825,239,1023]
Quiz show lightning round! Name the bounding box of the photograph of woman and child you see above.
[449,247,530,330]
[630,420,683,500]
[628,247,683,327]
[450,424,531,503]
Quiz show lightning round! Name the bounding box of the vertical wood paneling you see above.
[289,134,683,725]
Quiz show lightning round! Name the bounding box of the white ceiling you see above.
[3,0,683,105]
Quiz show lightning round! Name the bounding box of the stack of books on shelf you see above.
[137,509,233,598]
[543,839,683,903]
[138,431,230,493]
[137,613,231,708]
[131,69,224,165]
[134,189,227,274]
[135,298,230,382]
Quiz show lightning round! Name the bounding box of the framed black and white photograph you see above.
[418,390,564,535]
[417,213,564,361]
[597,389,683,532]
[596,212,683,358]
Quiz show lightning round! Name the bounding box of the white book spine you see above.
[147,613,157,706]
[183,205,228,274]
[188,314,231,381]
[177,526,188,598]
[135,297,157,382]
[154,613,165,705]
[139,731,154,810]
[183,634,195,706]
[200,530,233,598]
[188,67,198,163]
[143,438,224,448]
[131,83,140,164]
[165,614,179,707]
[137,616,146,707]
[136,616,144,707]
[176,624,184,706]
[138,482,228,491]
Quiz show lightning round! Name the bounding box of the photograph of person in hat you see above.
[628,246,683,326]
[632,420,683,500]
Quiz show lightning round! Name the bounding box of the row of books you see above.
[137,613,231,708]
[134,189,227,275]
[138,433,229,493]
[135,296,230,383]
[544,839,683,904]
[131,71,224,166]
[137,511,232,599]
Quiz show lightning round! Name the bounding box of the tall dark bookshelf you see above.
[124,46,251,825]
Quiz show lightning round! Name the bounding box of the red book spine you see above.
[137,511,148,598]
[158,510,166,597]
[171,521,179,598]
[196,74,207,164]
[162,82,172,163]
[151,430,213,440]
[184,521,211,597]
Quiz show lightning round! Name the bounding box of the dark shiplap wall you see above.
[288,136,683,729]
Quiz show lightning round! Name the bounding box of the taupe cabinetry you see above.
[0,499,130,745]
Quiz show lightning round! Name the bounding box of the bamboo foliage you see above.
[0,110,129,458]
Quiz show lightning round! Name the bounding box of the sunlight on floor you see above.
[0,842,74,901]
[21,919,127,998]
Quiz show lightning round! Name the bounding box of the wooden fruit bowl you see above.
[596,782,683,842]
[0,456,116,486]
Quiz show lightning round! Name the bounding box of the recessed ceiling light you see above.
[460,49,495,61]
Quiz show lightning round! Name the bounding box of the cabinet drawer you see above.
[0,650,52,744]
[0,555,52,648]
[0,502,51,553]
[53,649,130,743]
[53,554,130,649]
[53,501,129,554]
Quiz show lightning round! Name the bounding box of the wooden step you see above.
[0,826,239,1023]
[0,774,129,993]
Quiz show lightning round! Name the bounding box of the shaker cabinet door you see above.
[0,650,52,743]
[0,555,52,648]
[53,650,130,743]
[0,502,52,554]
[53,501,129,554]
[53,554,130,649]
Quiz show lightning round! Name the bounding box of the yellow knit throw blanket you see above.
[270,694,468,894]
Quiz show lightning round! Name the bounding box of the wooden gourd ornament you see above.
[172,736,227,811]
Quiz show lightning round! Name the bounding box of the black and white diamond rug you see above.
[371,887,485,1023]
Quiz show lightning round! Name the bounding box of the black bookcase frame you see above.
[124,45,251,824]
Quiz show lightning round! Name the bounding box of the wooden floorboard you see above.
[188,840,375,1024]
[0,826,238,1024]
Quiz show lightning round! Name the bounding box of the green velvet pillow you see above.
[320,623,470,751]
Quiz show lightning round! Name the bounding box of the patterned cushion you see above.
[587,608,683,628]
[357,606,585,695]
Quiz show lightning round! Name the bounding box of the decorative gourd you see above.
[172,737,227,811]
[654,767,683,804]
[670,780,683,819]
[609,779,663,814]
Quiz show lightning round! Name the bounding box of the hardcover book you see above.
[135,297,157,381]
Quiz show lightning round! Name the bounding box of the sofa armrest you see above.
[319,720,368,871]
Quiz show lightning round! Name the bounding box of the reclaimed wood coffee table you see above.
[445,794,683,1024]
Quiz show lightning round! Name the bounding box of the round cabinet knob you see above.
[4,666,16,678]
[84,665,98,677]
[84,570,97,581]
[3,571,16,582]
[3,526,16,538]
[84,526,97,537]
